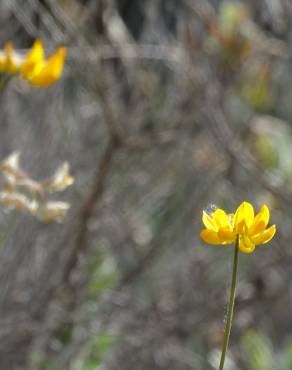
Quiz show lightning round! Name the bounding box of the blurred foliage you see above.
[205,1,254,70]
[241,63,273,111]
[241,330,292,370]
[241,330,273,370]
[84,333,116,370]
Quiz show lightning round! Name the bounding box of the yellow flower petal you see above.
[4,42,21,74]
[248,204,269,235]
[200,229,222,244]
[250,224,276,245]
[217,228,236,243]
[234,201,254,232]
[213,209,232,229]
[20,39,45,77]
[0,51,6,72]
[28,47,66,87]
[202,211,218,231]
[239,234,255,253]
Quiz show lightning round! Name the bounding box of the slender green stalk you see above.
[218,235,240,370]
[0,74,13,94]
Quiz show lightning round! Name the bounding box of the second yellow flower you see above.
[200,201,276,253]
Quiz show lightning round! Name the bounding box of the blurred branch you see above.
[69,44,187,65]
[10,0,64,42]
[62,135,119,285]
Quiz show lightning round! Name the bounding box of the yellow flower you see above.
[200,201,276,253]
[0,42,22,74]
[0,40,66,87]
[21,42,67,87]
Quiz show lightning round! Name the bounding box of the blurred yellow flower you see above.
[0,39,66,87]
[0,42,22,74]
[200,201,276,253]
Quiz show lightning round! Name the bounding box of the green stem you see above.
[0,74,13,94]
[218,235,240,370]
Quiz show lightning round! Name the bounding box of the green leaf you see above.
[241,330,273,370]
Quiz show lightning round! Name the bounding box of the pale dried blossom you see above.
[34,201,70,223]
[2,151,20,171]
[0,152,21,187]
[0,152,74,223]
[42,162,74,192]
[0,192,38,213]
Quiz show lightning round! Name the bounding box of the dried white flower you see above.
[44,162,74,192]
[0,153,73,223]
[34,201,70,223]
[0,191,38,213]
[2,151,20,170]
[0,151,21,186]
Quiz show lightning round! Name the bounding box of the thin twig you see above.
[62,135,119,285]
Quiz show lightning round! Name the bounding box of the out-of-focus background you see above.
[0,0,291,369]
